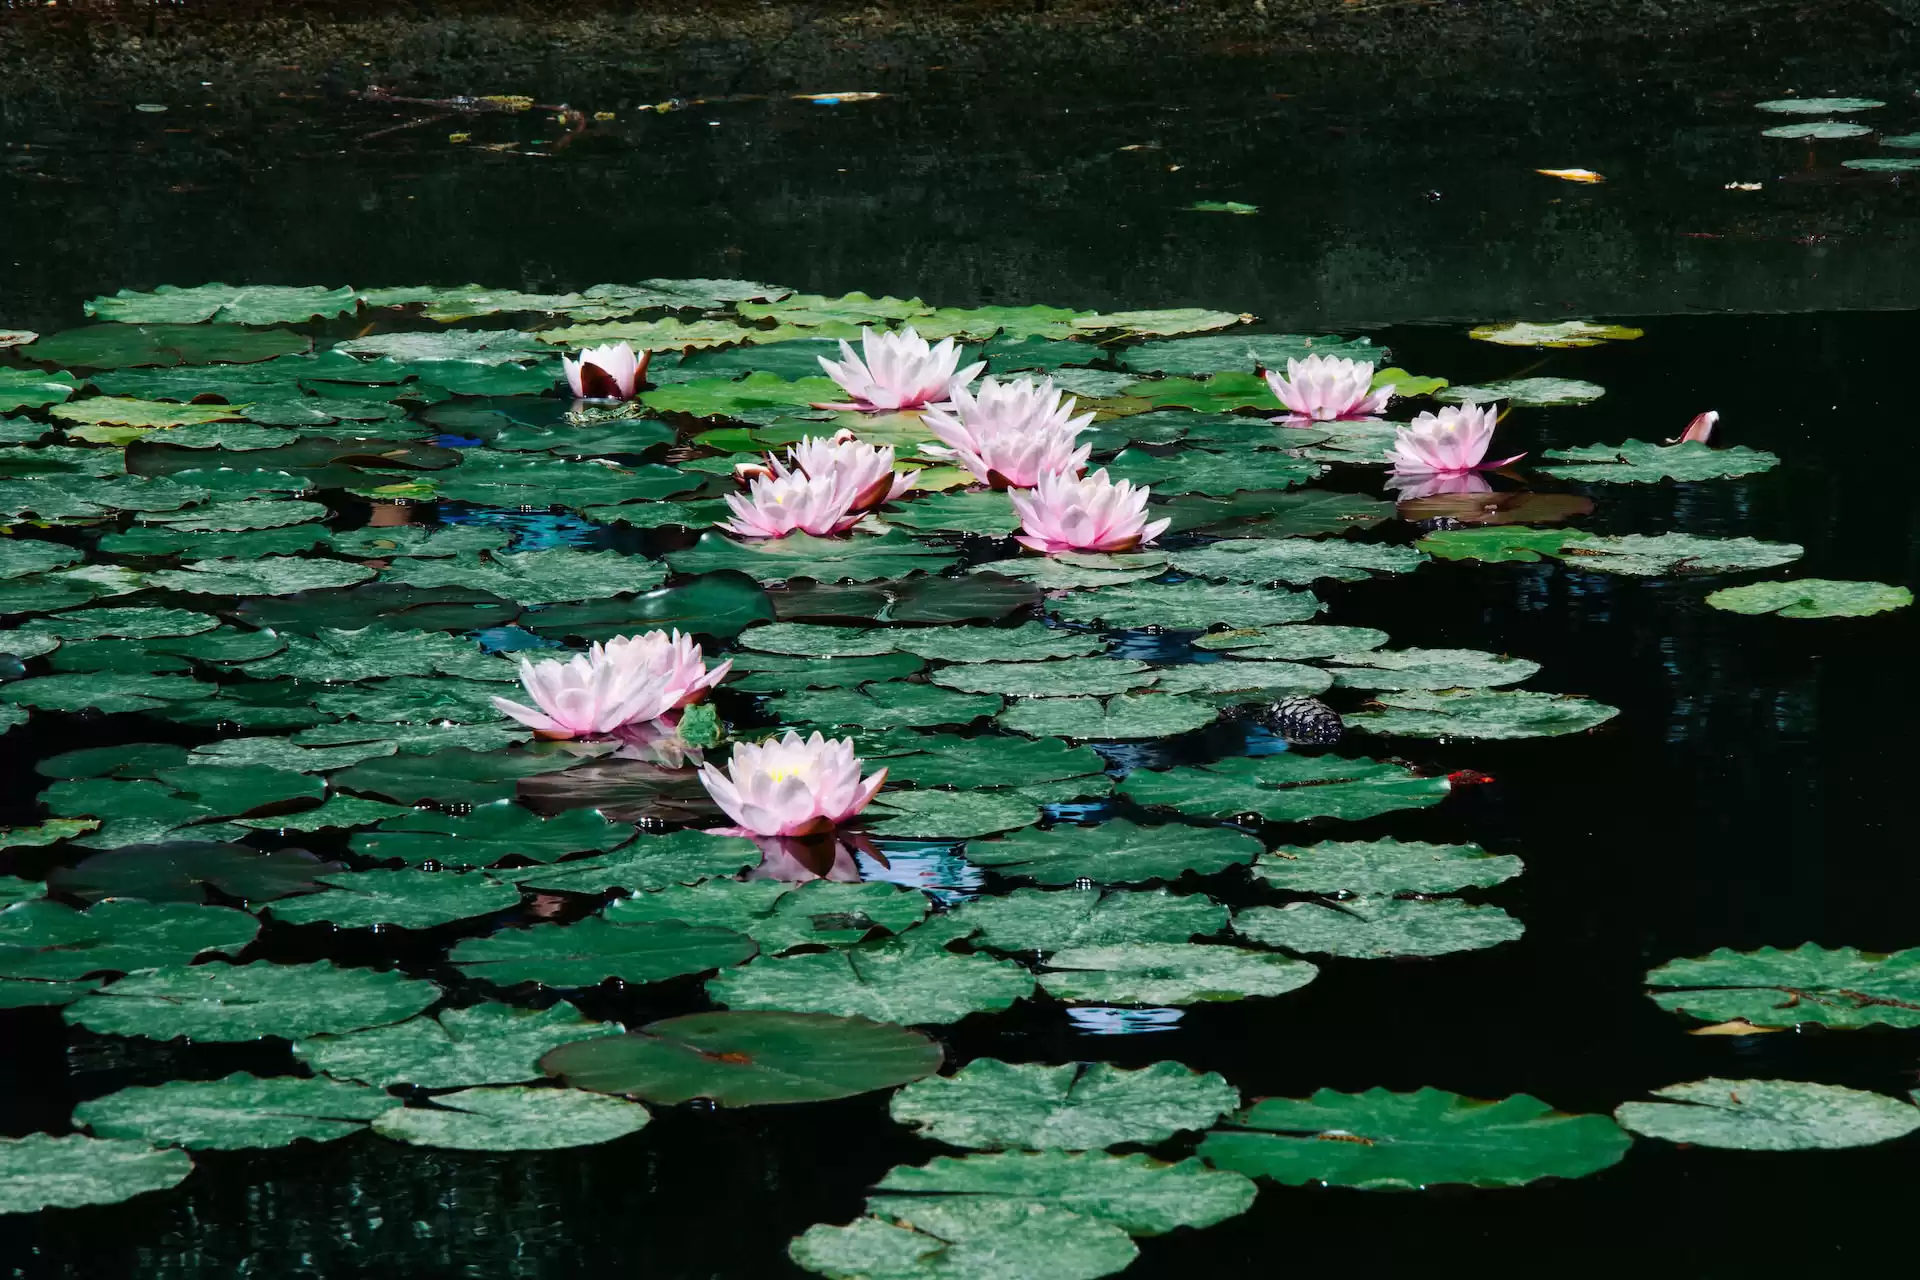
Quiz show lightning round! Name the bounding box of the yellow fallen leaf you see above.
[1536,167,1605,183]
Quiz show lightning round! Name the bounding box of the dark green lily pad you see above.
[1539,439,1778,483]
[878,489,1022,536]
[451,917,757,988]
[1704,579,1912,619]
[770,681,1002,730]
[1,671,217,715]
[1616,1079,1920,1151]
[607,879,931,953]
[963,819,1262,886]
[0,898,258,981]
[297,1001,625,1088]
[1105,449,1321,496]
[1170,538,1425,585]
[1644,944,1920,1030]
[74,1072,394,1151]
[1193,624,1389,659]
[1199,1088,1631,1189]
[949,887,1228,952]
[510,830,760,894]
[1050,581,1322,630]
[890,1059,1240,1151]
[1037,942,1318,1005]
[873,1149,1255,1235]
[1234,897,1524,958]
[1437,378,1605,407]
[997,693,1219,740]
[528,571,774,643]
[1347,689,1619,739]
[1121,754,1450,822]
[266,869,522,930]
[334,744,608,806]
[875,735,1106,791]
[372,1085,651,1151]
[32,324,311,368]
[0,1135,193,1213]
[728,651,927,691]
[381,548,667,605]
[668,531,957,585]
[1254,838,1523,895]
[1159,489,1393,537]
[865,790,1043,839]
[86,283,358,325]
[46,842,343,905]
[791,1199,1136,1280]
[708,940,1034,1025]
[1327,647,1540,690]
[1117,335,1381,377]
[64,959,440,1042]
[931,658,1157,698]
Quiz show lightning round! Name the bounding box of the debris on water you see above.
[793,92,886,105]
[134,103,168,113]
[1725,181,1763,190]
[1536,168,1604,183]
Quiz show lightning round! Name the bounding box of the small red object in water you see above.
[1446,769,1496,787]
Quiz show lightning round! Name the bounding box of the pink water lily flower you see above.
[1264,355,1394,422]
[1671,410,1718,445]
[698,731,888,837]
[783,431,918,512]
[922,376,1094,489]
[562,341,647,400]
[721,468,862,538]
[815,326,985,412]
[1011,467,1170,555]
[491,629,730,739]
[1384,403,1524,474]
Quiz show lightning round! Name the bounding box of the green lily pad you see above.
[1234,897,1524,958]
[891,622,1103,663]
[709,940,1034,1025]
[421,452,699,508]
[334,744,608,806]
[539,317,763,350]
[1149,659,1331,701]
[372,1085,651,1151]
[1,671,216,715]
[1255,839,1524,895]
[931,657,1157,698]
[1193,624,1390,660]
[1616,1078,1920,1151]
[0,1134,193,1213]
[17,606,218,640]
[1347,689,1619,739]
[1124,372,1280,413]
[297,1001,625,1087]
[333,329,545,363]
[382,548,668,605]
[143,555,375,595]
[996,693,1220,740]
[1106,448,1321,496]
[86,283,358,325]
[1846,156,1920,172]
[770,681,1002,730]
[1704,579,1912,619]
[727,651,927,690]
[1038,942,1318,1005]
[738,622,900,656]
[46,842,343,906]
[530,572,774,643]
[1416,526,1584,563]
[607,879,931,953]
[865,790,1042,839]
[891,1059,1239,1152]
[0,368,80,411]
[543,1010,944,1107]
[791,1199,1136,1280]
[74,1072,394,1151]
[668,531,956,584]
[914,304,1093,341]
[1437,378,1605,407]
[1076,309,1243,337]
[65,959,439,1042]
[1199,1087,1631,1188]
[0,538,83,579]
[1170,538,1426,585]
[1121,754,1450,822]
[51,397,247,428]
[949,887,1228,952]
[1467,320,1644,348]
[0,899,258,981]
[876,1149,1253,1236]
[875,735,1106,791]
[1754,97,1884,114]
[511,830,761,894]
[1763,120,1876,138]
[1159,488,1393,538]
[1117,334,1381,377]
[266,868,522,930]
[1051,580,1322,630]
[451,916,757,988]
[32,324,312,368]
[878,488,1022,536]
[641,372,841,418]
[1328,647,1540,690]
[981,553,1167,591]
[1539,439,1778,483]
[963,819,1262,886]
[1644,944,1920,1030]
[0,819,97,850]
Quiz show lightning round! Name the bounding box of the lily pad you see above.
[143,555,375,595]
[1159,489,1393,538]
[865,790,1043,839]
[530,572,774,643]
[1255,839,1524,895]
[1121,754,1450,822]
[450,916,757,989]
[874,1149,1254,1235]
[737,291,932,327]
[543,1009,944,1106]
[32,324,311,368]
[372,1086,652,1151]
[46,842,343,906]
[1105,449,1321,495]
[1644,944,1920,1030]
[1846,156,1920,172]
[1347,689,1619,739]
[1051,580,1323,630]
[511,830,761,894]
[1124,372,1279,413]
[892,623,1103,663]
[333,745,608,806]
[879,488,1022,535]
[74,1072,394,1150]
[608,879,930,953]
[1539,439,1778,483]
[1075,309,1243,337]
[1438,378,1606,407]
[1616,1078,1920,1151]
[266,868,522,930]
[86,283,358,325]
[1327,647,1540,690]
[1704,579,1912,619]
[669,531,956,584]
[791,1199,1136,1280]
[931,658,1157,698]
[1467,320,1644,348]
[64,959,439,1042]
[1037,942,1318,1005]
[1234,897,1524,958]
[771,681,1002,730]
[1149,660,1331,701]
[1170,538,1426,585]
[1193,624,1389,660]
[1199,1088,1631,1189]
[891,1059,1240,1151]
[382,548,667,605]
[641,372,841,418]
[0,1134,192,1213]
[52,397,247,429]
[0,898,258,981]
[0,368,79,411]
[963,819,1262,886]
[708,940,1035,1025]
[997,693,1219,740]
[1761,121,1874,139]
[1117,334,1381,377]
[297,1001,625,1087]
[1754,97,1884,114]
[949,887,1228,952]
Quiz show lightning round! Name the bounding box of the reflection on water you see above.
[439,507,602,550]
[472,625,564,655]
[860,841,984,904]
[1067,1007,1186,1036]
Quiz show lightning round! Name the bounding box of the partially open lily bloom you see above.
[562,341,647,400]
[721,468,861,539]
[1385,403,1524,474]
[922,376,1094,488]
[1011,467,1170,555]
[1264,355,1394,422]
[1673,410,1718,445]
[815,326,985,412]
[698,731,888,838]
[491,629,730,739]
[783,432,918,512]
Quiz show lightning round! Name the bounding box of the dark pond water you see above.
[3,14,1920,1276]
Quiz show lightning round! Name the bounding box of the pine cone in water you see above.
[1266,695,1344,744]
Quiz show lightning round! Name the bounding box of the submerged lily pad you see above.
[1037,942,1318,1005]
[74,1072,394,1150]
[0,1134,193,1214]
[1347,689,1619,739]
[1234,897,1524,958]
[1539,439,1778,483]
[1199,1088,1631,1189]
[1616,1078,1920,1151]
[962,819,1262,885]
[65,959,439,1042]
[1121,754,1450,822]
[891,1059,1240,1151]
[546,1009,944,1106]
[1255,839,1524,896]
[1644,944,1920,1030]
[1704,579,1912,619]
[372,1086,652,1151]
[709,940,1035,1025]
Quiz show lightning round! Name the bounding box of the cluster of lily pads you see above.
[0,279,1913,1274]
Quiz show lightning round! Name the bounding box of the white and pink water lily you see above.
[698,731,888,838]
[562,341,647,400]
[815,326,985,412]
[783,430,917,512]
[491,629,730,739]
[923,376,1094,489]
[722,468,862,539]
[1011,467,1170,555]
[1384,403,1524,474]
[1264,355,1394,422]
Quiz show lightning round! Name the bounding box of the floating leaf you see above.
[1644,944,1920,1030]
[1106,448,1321,496]
[1704,579,1912,619]
[1255,839,1523,895]
[1416,526,1582,563]
[708,940,1034,1024]
[1051,580,1322,630]
[770,681,1001,730]
[1328,647,1540,690]
[511,830,760,894]
[737,291,933,327]
[0,899,258,981]
[641,372,841,419]
[729,651,926,690]
[1149,659,1330,701]
[1437,378,1605,407]
[891,1059,1239,1151]
[543,1010,943,1106]
[997,693,1219,740]
[65,959,439,1042]
[1539,439,1778,483]
[1761,120,1874,139]
[334,744,608,806]
[791,1199,1136,1280]
[668,531,956,584]
[875,1149,1254,1235]
[382,548,667,605]
[1038,942,1317,1005]
[266,869,522,930]
[890,623,1103,663]
[878,488,1021,535]
[0,1135,192,1213]
[964,819,1262,886]
[1075,309,1243,337]
[931,657,1158,698]
[46,842,342,906]
[1754,97,1884,114]
[739,622,899,656]
[450,917,756,989]
[950,887,1227,951]
[0,368,80,411]
[297,1001,624,1087]
[1200,1088,1631,1188]
[1193,624,1389,660]
[865,790,1042,839]
[86,283,358,325]
[530,571,774,643]
[1347,689,1619,739]
[1467,320,1644,348]
[1234,897,1524,958]
[74,1072,394,1150]
[1616,1078,1920,1150]
[1121,754,1450,822]
[1171,538,1425,585]
[32,324,311,368]
[608,879,930,953]
[1185,200,1259,214]
[539,317,762,350]
[1159,488,1393,538]
[1124,372,1279,413]
[144,555,375,595]
[372,1086,651,1151]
